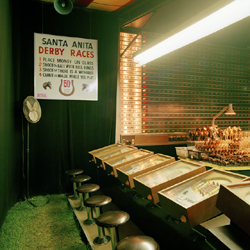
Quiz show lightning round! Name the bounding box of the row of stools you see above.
[66,169,160,250]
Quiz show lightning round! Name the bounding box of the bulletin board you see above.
[34,33,98,100]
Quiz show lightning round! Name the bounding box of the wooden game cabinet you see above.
[104,149,154,177]
[158,169,248,228]
[216,181,250,236]
[116,153,175,188]
[88,143,123,163]
[133,160,206,204]
[94,146,138,169]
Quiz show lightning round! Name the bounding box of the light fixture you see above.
[212,104,236,127]
[225,103,236,115]
[54,0,73,15]
[133,0,250,66]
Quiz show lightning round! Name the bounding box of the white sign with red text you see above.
[34,33,98,100]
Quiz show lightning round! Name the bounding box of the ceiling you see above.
[40,0,139,12]
[40,0,250,48]
[118,0,250,49]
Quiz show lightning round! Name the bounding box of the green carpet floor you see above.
[0,194,90,250]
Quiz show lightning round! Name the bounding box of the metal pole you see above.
[27,121,30,199]
[110,227,117,250]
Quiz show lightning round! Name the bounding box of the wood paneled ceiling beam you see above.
[120,11,156,57]
[119,0,175,28]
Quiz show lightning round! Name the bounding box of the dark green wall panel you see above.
[16,2,120,196]
[0,0,22,229]
[1,0,119,229]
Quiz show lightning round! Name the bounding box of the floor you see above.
[68,190,144,250]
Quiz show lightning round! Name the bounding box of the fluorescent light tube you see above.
[134,0,250,66]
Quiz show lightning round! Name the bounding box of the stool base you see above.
[76,206,87,211]
[93,235,111,245]
[83,218,96,225]
[70,195,79,200]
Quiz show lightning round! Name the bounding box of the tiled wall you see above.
[120,32,250,134]
[141,34,250,133]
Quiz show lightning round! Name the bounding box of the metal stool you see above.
[70,175,91,211]
[85,195,112,245]
[96,211,130,250]
[77,183,100,225]
[65,169,83,200]
[115,235,160,250]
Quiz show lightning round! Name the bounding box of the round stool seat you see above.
[85,195,112,208]
[70,174,91,183]
[66,169,84,200]
[71,175,91,210]
[115,235,160,250]
[65,169,83,176]
[77,183,100,226]
[77,183,100,194]
[85,195,112,246]
[96,211,130,228]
